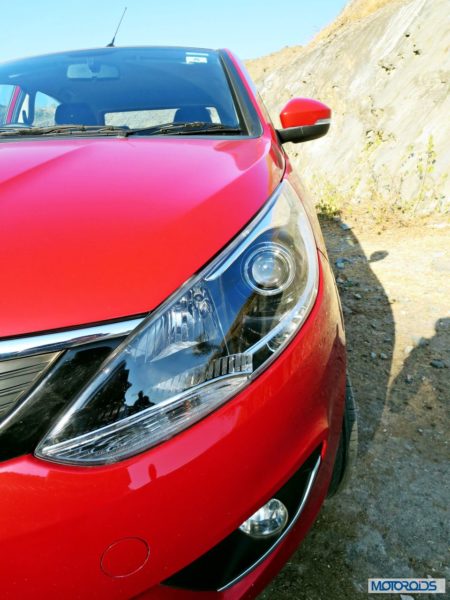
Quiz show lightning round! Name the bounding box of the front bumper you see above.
[0,253,345,599]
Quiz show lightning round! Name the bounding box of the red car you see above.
[0,47,356,599]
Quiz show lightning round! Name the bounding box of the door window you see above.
[33,92,60,126]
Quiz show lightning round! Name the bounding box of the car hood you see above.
[0,136,284,337]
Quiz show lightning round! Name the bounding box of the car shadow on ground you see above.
[389,316,449,414]
[325,222,395,459]
[259,218,396,599]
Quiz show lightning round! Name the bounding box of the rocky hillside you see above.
[247,0,449,222]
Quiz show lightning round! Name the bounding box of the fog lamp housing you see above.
[239,498,289,539]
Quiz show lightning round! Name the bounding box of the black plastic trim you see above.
[163,446,321,592]
[219,51,263,138]
[277,123,330,144]
[0,338,123,462]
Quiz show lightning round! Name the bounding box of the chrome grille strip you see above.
[0,317,144,361]
[0,352,60,417]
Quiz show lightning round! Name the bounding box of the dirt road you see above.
[259,218,450,599]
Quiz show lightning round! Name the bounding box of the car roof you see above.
[0,46,222,66]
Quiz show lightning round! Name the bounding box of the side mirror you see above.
[277,98,331,144]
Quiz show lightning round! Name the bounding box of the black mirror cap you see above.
[277,122,330,144]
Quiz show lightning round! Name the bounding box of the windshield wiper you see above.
[124,121,243,137]
[0,122,243,138]
[0,125,129,138]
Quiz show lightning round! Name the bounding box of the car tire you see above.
[327,376,358,497]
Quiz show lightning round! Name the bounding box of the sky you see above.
[0,0,348,62]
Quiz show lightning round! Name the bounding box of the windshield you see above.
[0,47,242,135]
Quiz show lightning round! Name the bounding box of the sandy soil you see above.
[259,218,449,599]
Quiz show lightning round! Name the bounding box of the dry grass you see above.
[314,0,401,43]
[246,0,401,81]
[246,45,303,82]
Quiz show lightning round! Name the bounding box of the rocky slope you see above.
[247,0,449,220]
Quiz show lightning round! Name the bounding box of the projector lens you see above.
[244,243,295,295]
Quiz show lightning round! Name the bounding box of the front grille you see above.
[0,352,59,419]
